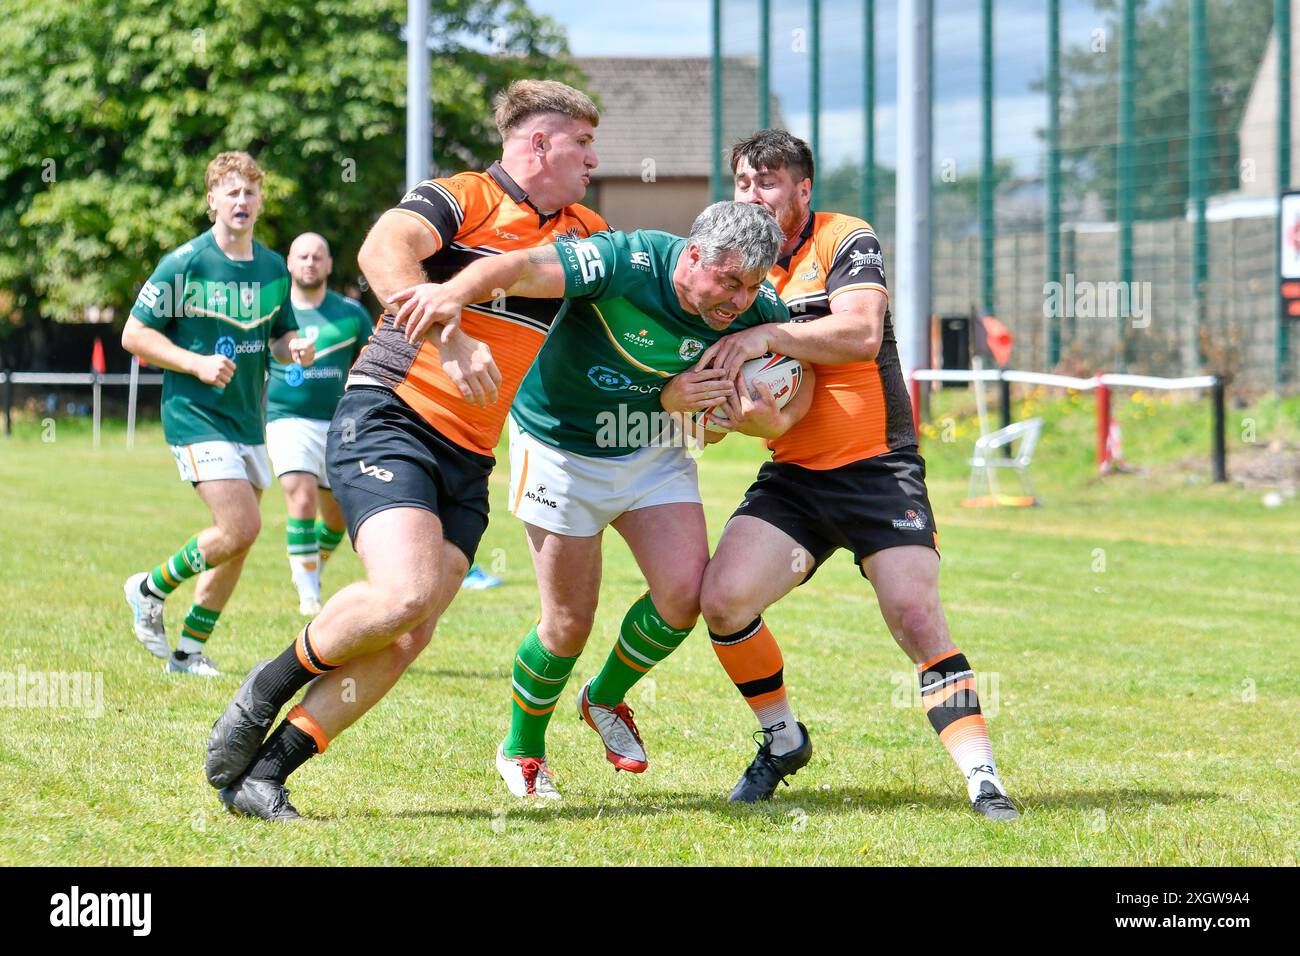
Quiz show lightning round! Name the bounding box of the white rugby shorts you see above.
[266,417,331,487]
[507,415,701,537]
[171,440,272,489]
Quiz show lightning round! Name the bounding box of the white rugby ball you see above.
[698,352,804,433]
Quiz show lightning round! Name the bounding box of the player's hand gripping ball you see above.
[697,352,802,433]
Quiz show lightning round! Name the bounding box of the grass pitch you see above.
[0,390,1296,865]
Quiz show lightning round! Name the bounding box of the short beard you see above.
[293,277,325,292]
[777,201,806,239]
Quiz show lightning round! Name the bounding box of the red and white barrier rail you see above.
[908,367,1226,482]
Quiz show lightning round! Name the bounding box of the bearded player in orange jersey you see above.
[696,130,1017,819]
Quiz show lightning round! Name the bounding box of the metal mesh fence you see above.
[715,0,1298,391]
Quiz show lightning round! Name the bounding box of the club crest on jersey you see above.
[553,227,583,241]
[678,337,705,361]
[891,509,928,531]
[848,249,884,277]
[240,284,256,310]
[799,262,819,282]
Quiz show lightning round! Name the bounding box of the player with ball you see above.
[696,130,1017,819]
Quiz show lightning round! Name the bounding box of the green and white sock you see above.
[587,593,692,706]
[315,519,345,571]
[503,625,578,758]
[178,604,220,655]
[286,518,320,594]
[146,535,206,598]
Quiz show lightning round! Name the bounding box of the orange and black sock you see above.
[918,648,1007,801]
[709,617,802,754]
[252,624,339,713]
[247,705,329,784]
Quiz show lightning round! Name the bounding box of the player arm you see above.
[269,330,316,367]
[764,290,884,364]
[120,316,220,379]
[703,293,884,373]
[356,208,441,311]
[389,245,567,345]
[446,244,567,303]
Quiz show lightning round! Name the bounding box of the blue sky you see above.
[529,0,1108,175]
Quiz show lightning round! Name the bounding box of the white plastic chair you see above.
[966,417,1043,503]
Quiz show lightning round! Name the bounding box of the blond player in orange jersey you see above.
[691,130,1016,819]
[204,80,607,820]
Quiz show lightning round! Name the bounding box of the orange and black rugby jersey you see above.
[349,162,608,457]
[765,211,915,470]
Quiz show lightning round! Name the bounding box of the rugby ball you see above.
[698,352,803,433]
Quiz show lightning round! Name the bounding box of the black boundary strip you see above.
[0,866,1285,942]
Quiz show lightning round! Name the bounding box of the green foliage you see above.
[1056,0,1273,220]
[0,0,579,323]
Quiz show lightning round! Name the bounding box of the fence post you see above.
[92,374,102,449]
[127,356,140,450]
[999,371,1012,457]
[910,375,923,447]
[1211,377,1226,483]
[3,371,11,437]
[1096,381,1112,474]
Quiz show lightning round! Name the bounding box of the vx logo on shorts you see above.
[358,460,394,482]
[215,335,237,360]
[588,365,631,392]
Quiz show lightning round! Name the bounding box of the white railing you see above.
[2,361,165,448]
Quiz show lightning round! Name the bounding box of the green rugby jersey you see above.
[131,229,296,446]
[511,229,789,457]
[266,290,372,423]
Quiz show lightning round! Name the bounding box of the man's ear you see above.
[531,129,549,158]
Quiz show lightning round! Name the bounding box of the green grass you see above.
[0,393,1297,866]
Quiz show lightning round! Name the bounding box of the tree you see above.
[0,0,579,362]
[1054,0,1273,221]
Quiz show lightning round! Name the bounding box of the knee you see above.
[699,572,758,634]
[650,576,702,630]
[891,598,941,643]
[540,606,595,649]
[220,510,261,553]
[378,580,438,635]
[388,625,435,669]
